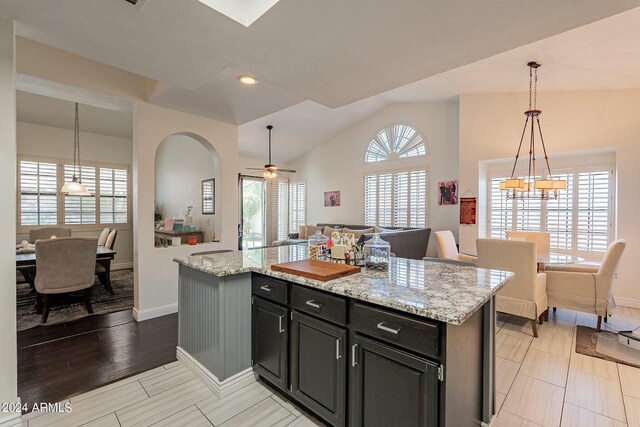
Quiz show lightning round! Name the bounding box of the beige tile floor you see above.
[495,306,640,427]
[20,307,640,426]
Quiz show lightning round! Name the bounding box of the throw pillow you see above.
[343,227,375,240]
[298,225,308,240]
[306,225,323,237]
[323,226,343,238]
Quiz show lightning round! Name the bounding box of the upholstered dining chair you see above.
[545,239,626,331]
[34,237,98,323]
[506,231,550,255]
[96,229,117,295]
[97,227,111,247]
[477,238,547,337]
[434,230,477,264]
[30,226,72,242]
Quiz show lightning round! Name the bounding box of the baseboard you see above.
[177,346,255,399]
[112,262,133,270]
[132,303,178,321]
[0,411,22,427]
[615,297,640,309]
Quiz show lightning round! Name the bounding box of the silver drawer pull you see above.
[336,338,342,360]
[351,344,359,367]
[305,300,323,309]
[377,322,401,335]
[278,315,285,333]
[260,285,272,292]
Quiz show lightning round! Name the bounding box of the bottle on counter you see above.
[363,234,391,271]
[308,231,329,260]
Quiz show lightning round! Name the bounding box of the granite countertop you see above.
[174,246,512,325]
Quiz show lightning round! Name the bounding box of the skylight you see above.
[198,0,280,27]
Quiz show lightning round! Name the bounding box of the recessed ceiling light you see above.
[238,75,258,85]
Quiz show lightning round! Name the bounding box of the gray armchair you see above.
[29,227,72,242]
[35,237,98,323]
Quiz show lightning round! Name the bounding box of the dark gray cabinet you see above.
[350,334,439,427]
[291,311,347,426]
[252,296,288,391]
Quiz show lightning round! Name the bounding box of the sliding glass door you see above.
[239,175,265,250]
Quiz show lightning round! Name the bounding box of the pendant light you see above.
[61,103,90,196]
[501,62,566,200]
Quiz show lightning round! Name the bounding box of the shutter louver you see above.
[546,173,573,250]
[364,169,427,228]
[20,160,58,226]
[577,170,611,252]
[100,167,128,224]
[64,164,96,224]
[289,181,306,233]
[490,178,512,238]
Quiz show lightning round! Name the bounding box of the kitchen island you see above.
[174,245,512,427]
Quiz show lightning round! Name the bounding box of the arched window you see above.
[365,124,425,163]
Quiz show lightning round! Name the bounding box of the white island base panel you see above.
[177,346,255,398]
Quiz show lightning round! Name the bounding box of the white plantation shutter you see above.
[365,169,426,227]
[100,167,128,224]
[63,165,96,224]
[489,178,512,238]
[20,160,58,226]
[577,170,612,252]
[265,178,289,243]
[546,172,573,250]
[289,181,306,233]
[515,177,541,232]
[488,166,614,256]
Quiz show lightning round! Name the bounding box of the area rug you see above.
[575,325,640,369]
[16,269,134,331]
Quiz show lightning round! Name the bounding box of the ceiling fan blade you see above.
[245,167,265,170]
[278,169,297,173]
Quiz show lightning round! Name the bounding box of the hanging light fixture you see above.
[61,102,90,196]
[501,62,566,200]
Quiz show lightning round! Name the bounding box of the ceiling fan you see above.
[246,125,296,179]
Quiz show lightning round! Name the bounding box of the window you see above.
[18,157,130,230]
[365,169,427,227]
[365,124,425,163]
[289,181,306,233]
[488,166,614,256]
[64,165,96,224]
[99,168,128,224]
[19,160,58,226]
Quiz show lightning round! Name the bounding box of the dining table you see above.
[16,246,117,294]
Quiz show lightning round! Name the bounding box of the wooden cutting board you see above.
[271,259,361,281]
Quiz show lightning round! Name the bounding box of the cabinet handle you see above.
[305,300,323,309]
[351,344,358,367]
[278,315,285,333]
[377,322,401,335]
[336,338,342,360]
[260,285,272,292]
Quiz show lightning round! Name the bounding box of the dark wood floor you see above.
[18,309,178,412]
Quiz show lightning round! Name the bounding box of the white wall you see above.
[155,134,220,242]
[459,90,640,306]
[133,102,238,320]
[16,121,133,268]
[290,102,459,256]
[0,16,19,425]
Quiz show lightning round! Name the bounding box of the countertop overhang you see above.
[174,246,512,325]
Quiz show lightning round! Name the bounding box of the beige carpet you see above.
[575,325,640,369]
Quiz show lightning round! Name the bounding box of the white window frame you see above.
[487,164,615,258]
[364,167,428,228]
[288,180,306,234]
[17,155,131,233]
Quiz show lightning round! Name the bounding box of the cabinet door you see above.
[291,311,347,427]
[252,296,288,391]
[350,335,439,427]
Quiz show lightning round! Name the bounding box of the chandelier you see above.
[60,102,91,196]
[500,62,566,200]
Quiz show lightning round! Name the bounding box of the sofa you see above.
[273,223,431,260]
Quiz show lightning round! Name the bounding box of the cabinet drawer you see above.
[351,302,439,359]
[252,274,288,305]
[292,285,347,326]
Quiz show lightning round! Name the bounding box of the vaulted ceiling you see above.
[1,0,639,162]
